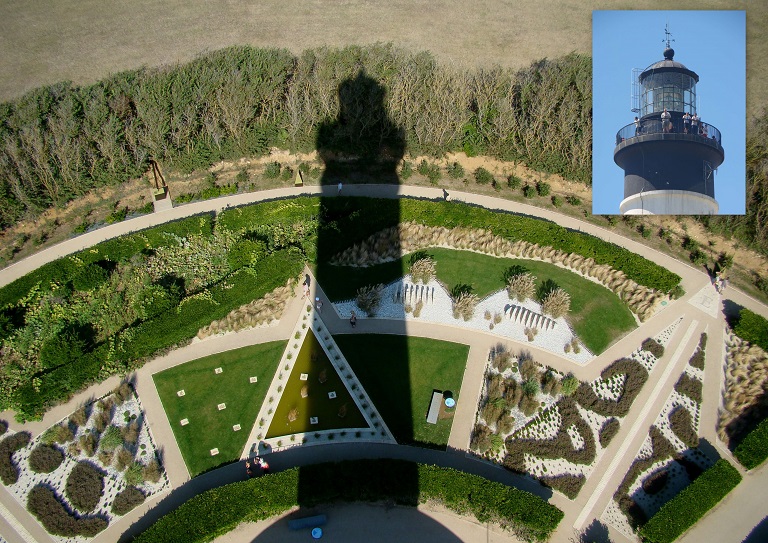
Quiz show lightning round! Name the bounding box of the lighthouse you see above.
[614,28,724,215]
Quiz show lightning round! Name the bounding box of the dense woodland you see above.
[0,43,765,254]
[0,44,590,227]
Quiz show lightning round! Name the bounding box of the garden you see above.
[470,319,683,500]
[153,342,286,477]
[0,383,168,540]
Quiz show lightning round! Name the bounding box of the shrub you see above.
[734,417,768,469]
[574,358,648,417]
[112,486,146,516]
[72,263,109,291]
[481,400,505,427]
[0,431,31,484]
[452,292,478,321]
[115,447,133,471]
[681,236,699,252]
[733,309,768,352]
[642,468,669,495]
[551,195,563,207]
[599,418,620,448]
[668,284,685,299]
[65,461,105,512]
[69,407,88,428]
[124,461,145,486]
[507,272,537,302]
[400,161,413,179]
[79,432,98,457]
[565,195,581,206]
[0,420,6,435]
[615,426,675,500]
[473,167,494,185]
[417,160,441,184]
[446,162,464,179]
[29,444,64,473]
[264,161,281,178]
[27,486,108,537]
[507,175,522,189]
[279,166,294,181]
[689,249,707,266]
[42,424,74,445]
[560,375,579,397]
[409,256,436,284]
[121,421,140,445]
[522,184,536,198]
[235,168,250,185]
[668,407,699,449]
[522,378,540,397]
[535,181,550,197]
[355,284,384,317]
[642,338,665,358]
[143,459,163,483]
[541,288,570,318]
[674,373,702,404]
[638,459,741,543]
[100,425,124,452]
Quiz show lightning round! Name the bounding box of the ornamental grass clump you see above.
[356,284,384,317]
[541,288,570,319]
[409,256,436,284]
[507,273,537,302]
[452,292,478,321]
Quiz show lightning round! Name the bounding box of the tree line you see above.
[0,43,591,229]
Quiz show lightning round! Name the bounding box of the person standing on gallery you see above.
[683,111,691,134]
[661,108,671,133]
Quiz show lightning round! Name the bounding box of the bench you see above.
[288,514,327,530]
[426,391,443,424]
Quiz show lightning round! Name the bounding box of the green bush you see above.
[0,431,31,484]
[72,263,109,291]
[522,184,536,198]
[536,181,550,197]
[551,195,563,207]
[565,195,581,206]
[539,474,585,499]
[65,461,105,512]
[235,168,250,185]
[674,374,702,404]
[28,444,64,473]
[400,161,413,180]
[447,162,465,179]
[668,407,699,449]
[474,167,494,185]
[599,418,621,448]
[134,460,563,543]
[733,309,768,352]
[734,417,768,469]
[417,160,441,184]
[27,485,108,537]
[507,175,522,189]
[264,161,281,179]
[642,338,665,358]
[638,459,741,543]
[99,426,123,452]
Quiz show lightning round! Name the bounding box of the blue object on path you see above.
[312,527,323,539]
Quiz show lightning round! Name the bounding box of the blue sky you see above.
[592,10,746,215]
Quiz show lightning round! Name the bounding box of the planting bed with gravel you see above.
[334,275,593,365]
[604,332,712,538]
[470,319,683,500]
[0,386,169,542]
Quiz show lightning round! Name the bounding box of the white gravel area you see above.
[334,276,594,365]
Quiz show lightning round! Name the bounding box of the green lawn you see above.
[333,334,469,448]
[153,342,286,477]
[267,331,367,439]
[320,248,636,354]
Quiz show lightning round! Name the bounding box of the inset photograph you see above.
[592,10,746,215]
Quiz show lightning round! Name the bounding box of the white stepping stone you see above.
[310,417,318,424]
[210,448,219,456]
[233,424,241,432]
[328,391,337,399]
[177,390,185,397]
[218,403,226,410]
[214,367,223,374]
[180,418,189,426]
[300,373,309,381]
[249,376,258,383]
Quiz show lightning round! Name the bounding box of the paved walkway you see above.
[1,187,768,543]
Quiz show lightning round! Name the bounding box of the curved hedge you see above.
[574,358,649,417]
[134,460,563,543]
[27,485,108,537]
[0,431,31,485]
[638,459,741,543]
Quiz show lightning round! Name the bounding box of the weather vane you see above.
[663,22,675,49]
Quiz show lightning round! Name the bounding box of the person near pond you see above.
[661,108,671,133]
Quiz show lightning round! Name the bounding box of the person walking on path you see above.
[315,297,323,312]
[337,182,343,194]
[350,311,357,328]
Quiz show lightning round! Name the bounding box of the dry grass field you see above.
[0,0,765,112]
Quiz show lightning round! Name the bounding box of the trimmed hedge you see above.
[574,358,648,417]
[112,486,146,515]
[599,418,621,448]
[674,374,702,404]
[539,474,586,500]
[27,485,108,537]
[642,338,665,359]
[0,431,31,485]
[733,309,768,352]
[638,459,741,543]
[734,417,768,469]
[65,461,105,512]
[28,444,64,473]
[668,407,699,449]
[134,460,563,543]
